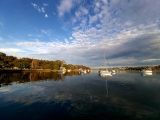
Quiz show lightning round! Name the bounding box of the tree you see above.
[0,52,91,70]
[31,59,39,69]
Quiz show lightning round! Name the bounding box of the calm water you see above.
[0,70,160,120]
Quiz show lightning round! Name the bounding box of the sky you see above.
[0,0,160,68]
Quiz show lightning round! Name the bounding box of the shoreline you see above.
[0,69,80,73]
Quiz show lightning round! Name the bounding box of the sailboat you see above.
[99,52,112,77]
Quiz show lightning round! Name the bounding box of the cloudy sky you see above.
[0,0,160,67]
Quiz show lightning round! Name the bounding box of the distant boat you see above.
[99,71,112,76]
[79,69,87,74]
[99,72,112,77]
[140,69,152,76]
[141,72,152,76]
[83,70,87,73]
[141,69,152,73]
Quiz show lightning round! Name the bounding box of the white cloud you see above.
[41,29,52,36]
[142,59,160,62]
[75,6,88,19]
[57,0,74,17]
[45,14,48,18]
[79,6,88,15]
[64,38,69,44]
[0,37,2,40]
[31,2,48,18]
[37,6,41,12]
[41,7,45,13]
[53,12,56,15]
[31,3,38,9]
[43,3,48,6]
[94,1,100,13]
[102,0,107,4]
[69,37,73,40]
[31,3,43,13]
[28,34,32,36]
[0,48,24,53]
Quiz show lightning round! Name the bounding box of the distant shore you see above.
[91,65,160,70]
[0,69,81,73]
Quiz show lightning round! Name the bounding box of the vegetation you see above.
[113,65,160,70]
[0,52,90,70]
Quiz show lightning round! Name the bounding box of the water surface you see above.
[0,71,160,120]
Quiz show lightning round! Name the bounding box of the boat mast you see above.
[104,52,110,68]
[104,52,106,68]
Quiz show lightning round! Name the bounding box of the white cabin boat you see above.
[99,69,112,76]
[141,72,152,76]
[100,72,112,77]
[141,69,152,73]
[140,69,152,76]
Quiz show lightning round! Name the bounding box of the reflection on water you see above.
[0,71,87,87]
[0,70,160,119]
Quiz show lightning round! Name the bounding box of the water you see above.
[0,70,160,120]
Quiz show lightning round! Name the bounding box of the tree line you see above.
[0,52,90,70]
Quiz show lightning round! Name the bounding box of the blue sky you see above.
[0,0,160,67]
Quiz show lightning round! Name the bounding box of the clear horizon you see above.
[0,0,160,67]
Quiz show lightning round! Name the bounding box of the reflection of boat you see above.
[106,79,108,97]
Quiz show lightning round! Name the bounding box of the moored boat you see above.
[141,69,152,73]
[141,72,152,76]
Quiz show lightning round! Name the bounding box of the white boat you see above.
[99,72,112,77]
[101,72,112,76]
[141,69,152,73]
[140,69,152,76]
[83,70,87,73]
[99,69,112,75]
[79,69,87,74]
[99,69,109,73]
[141,72,152,76]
